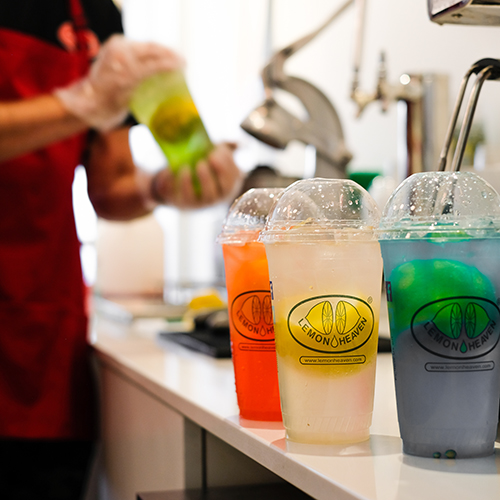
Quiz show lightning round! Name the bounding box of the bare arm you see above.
[0,95,88,162]
[84,126,243,221]
[84,126,156,220]
[0,95,242,221]
[0,95,151,220]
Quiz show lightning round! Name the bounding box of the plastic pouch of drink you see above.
[260,178,383,444]
[379,170,500,458]
[130,70,212,193]
[217,188,284,421]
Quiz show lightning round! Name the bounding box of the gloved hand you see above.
[150,143,243,209]
[55,34,183,132]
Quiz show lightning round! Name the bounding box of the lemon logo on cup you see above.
[242,295,261,325]
[231,290,275,341]
[411,297,500,359]
[335,301,361,335]
[305,300,362,336]
[432,303,462,339]
[465,302,491,339]
[288,295,374,354]
[305,301,333,334]
[431,302,491,340]
[262,295,273,326]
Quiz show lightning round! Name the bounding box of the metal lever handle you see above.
[262,0,354,88]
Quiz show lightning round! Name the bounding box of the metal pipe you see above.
[352,0,367,93]
[449,65,493,172]
[263,0,354,87]
[437,67,475,171]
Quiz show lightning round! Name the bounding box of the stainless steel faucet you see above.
[351,0,449,180]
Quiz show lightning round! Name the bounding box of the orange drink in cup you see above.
[218,188,283,421]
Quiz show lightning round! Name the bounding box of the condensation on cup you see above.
[260,178,383,444]
[379,171,500,458]
[217,188,284,421]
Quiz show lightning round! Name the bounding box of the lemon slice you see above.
[150,96,199,143]
[188,289,226,311]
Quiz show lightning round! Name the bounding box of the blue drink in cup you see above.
[379,171,500,458]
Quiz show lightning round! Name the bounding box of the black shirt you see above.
[0,0,123,47]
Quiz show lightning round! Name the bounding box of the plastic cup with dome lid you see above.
[217,188,284,421]
[259,178,383,444]
[379,170,500,459]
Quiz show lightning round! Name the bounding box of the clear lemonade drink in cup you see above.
[379,171,500,458]
[130,70,212,192]
[217,188,283,421]
[260,178,383,444]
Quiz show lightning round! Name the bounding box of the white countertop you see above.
[92,315,500,500]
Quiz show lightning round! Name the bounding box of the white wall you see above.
[122,0,500,176]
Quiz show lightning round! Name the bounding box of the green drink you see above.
[130,70,213,191]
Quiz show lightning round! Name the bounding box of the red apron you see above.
[0,0,96,439]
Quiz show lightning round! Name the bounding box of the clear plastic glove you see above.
[151,143,243,209]
[55,34,183,132]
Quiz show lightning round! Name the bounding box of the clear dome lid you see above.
[217,188,284,245]
[259,178,381,243]
[379,171,500,240]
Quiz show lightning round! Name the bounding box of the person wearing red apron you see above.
[0,2,129,497]
[0,1,241,498]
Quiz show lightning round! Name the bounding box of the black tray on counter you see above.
[158,328,231,358]
[158,329,391,358]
